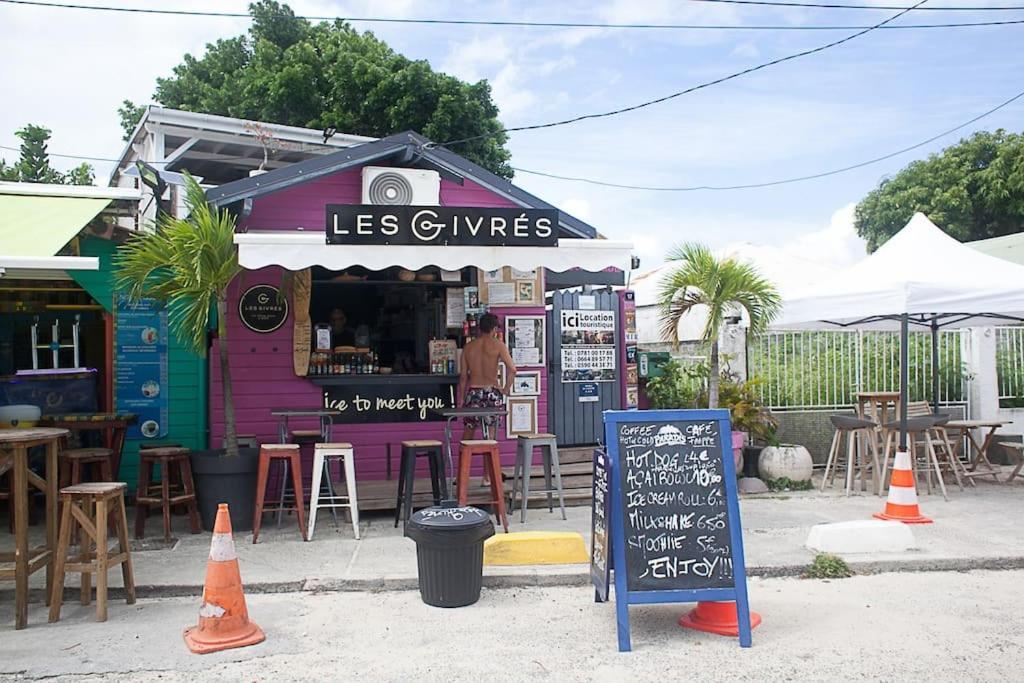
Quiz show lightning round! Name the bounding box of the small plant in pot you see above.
[116,173,258,532]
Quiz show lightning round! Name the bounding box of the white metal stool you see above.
[308,442,360,540]
[511,433,567,522]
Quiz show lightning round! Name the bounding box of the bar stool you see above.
[253,444,307,543]
[821,415,879,496]
[457,440,508,533]
[134,447,201,541]
[880,417,953,500]
[61,447,115,486]
[49,482,136,623]
[394,440,446,527]
[308,442,360,540]
[511,433,567,522]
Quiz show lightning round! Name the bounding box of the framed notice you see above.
[505,315,545,367]
[446,288,466,328]
[487,282,516,305]
[510,370,541,396]
[506,397,538,438]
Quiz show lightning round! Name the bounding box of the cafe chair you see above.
[61,447,115,487]
[821,415,879,496]
[134,446,201,541]
[457,440,508,533]
[308,442,360,540]
[49,482,136,624]
[253,444,307,543]
[510,433,567,522]
[880,416,956,501]
[394,440,446,527]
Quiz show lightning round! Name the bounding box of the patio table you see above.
[946,420,1009,480]
[0,427,66,629]
[997,443,1024,484]
[38,412,136,480]
[855,391,900,467]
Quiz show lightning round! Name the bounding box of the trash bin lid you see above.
[409,505,492,530]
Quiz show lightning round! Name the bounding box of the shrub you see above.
[804,553,853,579]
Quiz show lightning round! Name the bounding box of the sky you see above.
[1,0,1022,272]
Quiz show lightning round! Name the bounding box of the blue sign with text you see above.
[115,295,169,439]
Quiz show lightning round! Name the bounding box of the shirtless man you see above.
[458,313,517,441]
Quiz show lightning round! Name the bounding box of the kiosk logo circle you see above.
[411,209,443,242]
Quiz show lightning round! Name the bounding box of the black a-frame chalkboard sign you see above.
[592,408,754,651]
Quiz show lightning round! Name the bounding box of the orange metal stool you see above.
[252,444,307,543]
[457,440,508,533]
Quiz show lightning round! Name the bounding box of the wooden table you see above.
[38,413,137,479]
[855,391,901,464]
[997,443,1024,483]
[945,420,1008,480]
[0,427,67,630]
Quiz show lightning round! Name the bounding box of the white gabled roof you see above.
[0,181,141,201]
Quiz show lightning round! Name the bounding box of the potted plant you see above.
[657,244,781,476]
[116,173,258,531]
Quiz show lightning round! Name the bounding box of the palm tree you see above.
[658,243,781,409]
[115,173,243,456]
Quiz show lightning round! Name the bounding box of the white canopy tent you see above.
[774,212,1024,448]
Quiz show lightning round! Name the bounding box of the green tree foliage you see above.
[855,130,1024,251]
[117,100,147,141]
[150,1,512,177]
[0,124,94,185]
[658,244,782,408]
[115,173,243,456]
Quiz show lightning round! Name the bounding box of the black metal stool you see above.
[394,440,446,527]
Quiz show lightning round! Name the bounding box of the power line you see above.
[511,88,1024,191]
[0,144,168,164]
[687,0,1024,10]
[1,0,1023,30]
[435,0,934,148]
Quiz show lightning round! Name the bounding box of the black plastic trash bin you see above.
[405,504,495,608]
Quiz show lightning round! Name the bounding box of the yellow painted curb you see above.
[483,531,589,566]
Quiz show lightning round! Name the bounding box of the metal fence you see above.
[748,329,969,411]
[997,326,1024,402]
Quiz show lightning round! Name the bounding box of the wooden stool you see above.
[308,443,360,540]
[134,447,201,541]
[61,448,115,486]
[881,417,953,500]
[395,440,446,527]
[822,415,880,496]
[253,444,306,543]
[49,482,135,623]
[0,472,12,533]
[511,433,567,522]
[457,440,508,533]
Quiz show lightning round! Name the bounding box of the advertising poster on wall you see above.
[115,295,169,439]
[560,309,616,382]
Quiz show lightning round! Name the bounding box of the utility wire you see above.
[510,87,1024,191]
[687,0,1024,10]
[435,0,933,148]
[1,0,1022,30]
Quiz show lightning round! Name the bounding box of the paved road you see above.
[2,569,1022,681]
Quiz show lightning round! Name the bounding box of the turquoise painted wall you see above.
[72,237,208,489]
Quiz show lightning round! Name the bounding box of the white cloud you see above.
[783,203,867,268]
[731,42,760,59]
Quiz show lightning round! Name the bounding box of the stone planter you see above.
[758,444,813,483]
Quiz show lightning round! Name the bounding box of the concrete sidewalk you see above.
[3,475,1023,602]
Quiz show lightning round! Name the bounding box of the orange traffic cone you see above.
[874,449,933,524]
[184,504,265,654]
[679,601,762,637]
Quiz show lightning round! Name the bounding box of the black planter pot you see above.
[189,448,260,532]
[742,446,763,478]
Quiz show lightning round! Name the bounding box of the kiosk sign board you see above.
[595,408,754,651]
[326,206,558,247]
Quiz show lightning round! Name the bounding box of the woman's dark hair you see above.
[478,313,499,333]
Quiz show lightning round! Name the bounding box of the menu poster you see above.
[115,295,169,439]
[504,315,545,367]
[616,417,735,591]
[446,288,466,328]
[591,448,612,602]
[602,408,754,651]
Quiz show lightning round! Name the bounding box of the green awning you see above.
[0,194,111,258]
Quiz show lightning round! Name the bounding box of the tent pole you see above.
[899,313,909,451]
[931,317,940,414]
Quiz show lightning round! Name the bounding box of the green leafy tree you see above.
[149,1,512,177]
[856,129,1024,251]
[658,244,782,409]
[115,174,243,456]
[0,124,94,185]
[118,100,147,141]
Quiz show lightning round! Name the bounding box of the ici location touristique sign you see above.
[325,205,558,247]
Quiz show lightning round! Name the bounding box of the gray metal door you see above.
[547,289,622,446]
